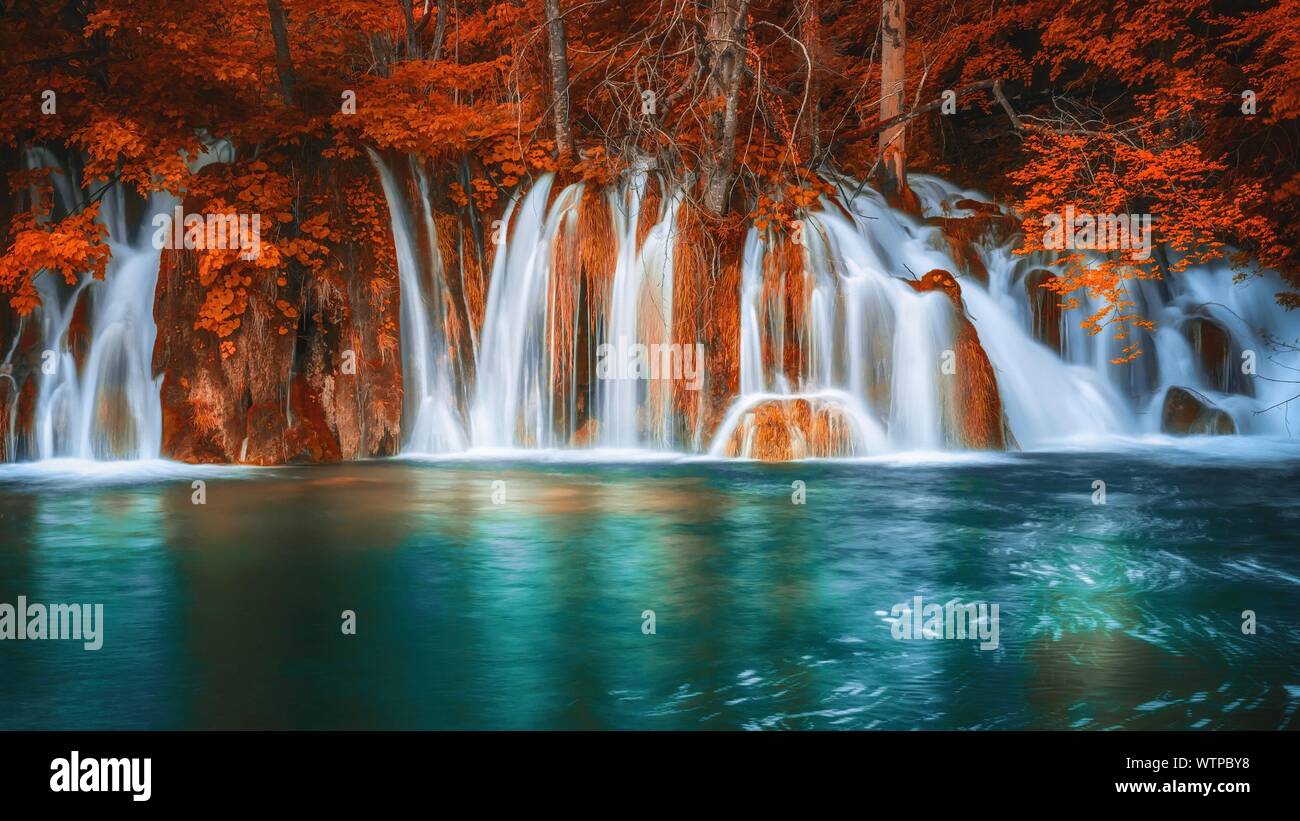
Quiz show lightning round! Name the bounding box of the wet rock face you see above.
[908,269,1013,449]
[1183,317,1253,396]
[0,307,42,460]
[1161,386,1236,435]
[910,268,962,301]
[571,417,599,448]
[152,243,403,464]
[1024,269,1062,353]
[926,199,1019,286]
[722,398,859,460]
[0,369,19,461]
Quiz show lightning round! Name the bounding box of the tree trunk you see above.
[879,0,906,192]
[800,0,820,165]
[399,0,417,57]
[431,0,449,60]
[702,0,749,216]
[267,0,296,105]
[544,0,574,162]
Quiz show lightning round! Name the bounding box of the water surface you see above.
[1,443,1298,729]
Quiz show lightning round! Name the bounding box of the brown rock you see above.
[721,397,859,460]
[907,269,1013,449]
[571,417,599,448]
[1024,268,1062,353]
[926,200,1018,286]
[1160,386,1236,435]
[150,171,405,464]
[1183,317,1252,396]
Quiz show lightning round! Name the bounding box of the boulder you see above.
[1160,386,1236,435]
[907,269,1014,449]
[1182,316,1253,396]
[721,397,860,460]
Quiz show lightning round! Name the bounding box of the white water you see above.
[705,180,1122,455]
[10,160,1300,463]
[468,174,561,448]
[369,151,467,453]
[463,171,1300,457]
[14,149,172,460]
[467,173,683,450]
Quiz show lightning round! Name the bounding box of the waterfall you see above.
[452,170,1300,457]
[593,173,680,448]
[11,158,1296,463]
[468,174,562,448]
[16,148,173,461]
[1139,260,1300,436]
[598,180,649,447]
[368,150,467,453]
[66,187,173,460]
[467,172,683,450]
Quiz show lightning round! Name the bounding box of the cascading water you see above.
[65,186,174,460]
[1137,261,1300,436]
[467,172,683,450]
[13,148,175,461]
[11,155,1295,463]
[593,173,681,449]
[915,174,1300,440]
[2,137,250,463]
[597,177,652,447]
[369,150,467,453]
[468,174,562,448]
[461,169,1300,457]
[710,178,1135,455]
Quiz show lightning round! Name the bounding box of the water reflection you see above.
[0,451,1297,729]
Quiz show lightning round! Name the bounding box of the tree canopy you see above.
[1,0,1296,355]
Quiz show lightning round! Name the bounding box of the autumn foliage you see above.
[1,0,1297,380]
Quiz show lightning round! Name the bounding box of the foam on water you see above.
[0,457,260,488]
